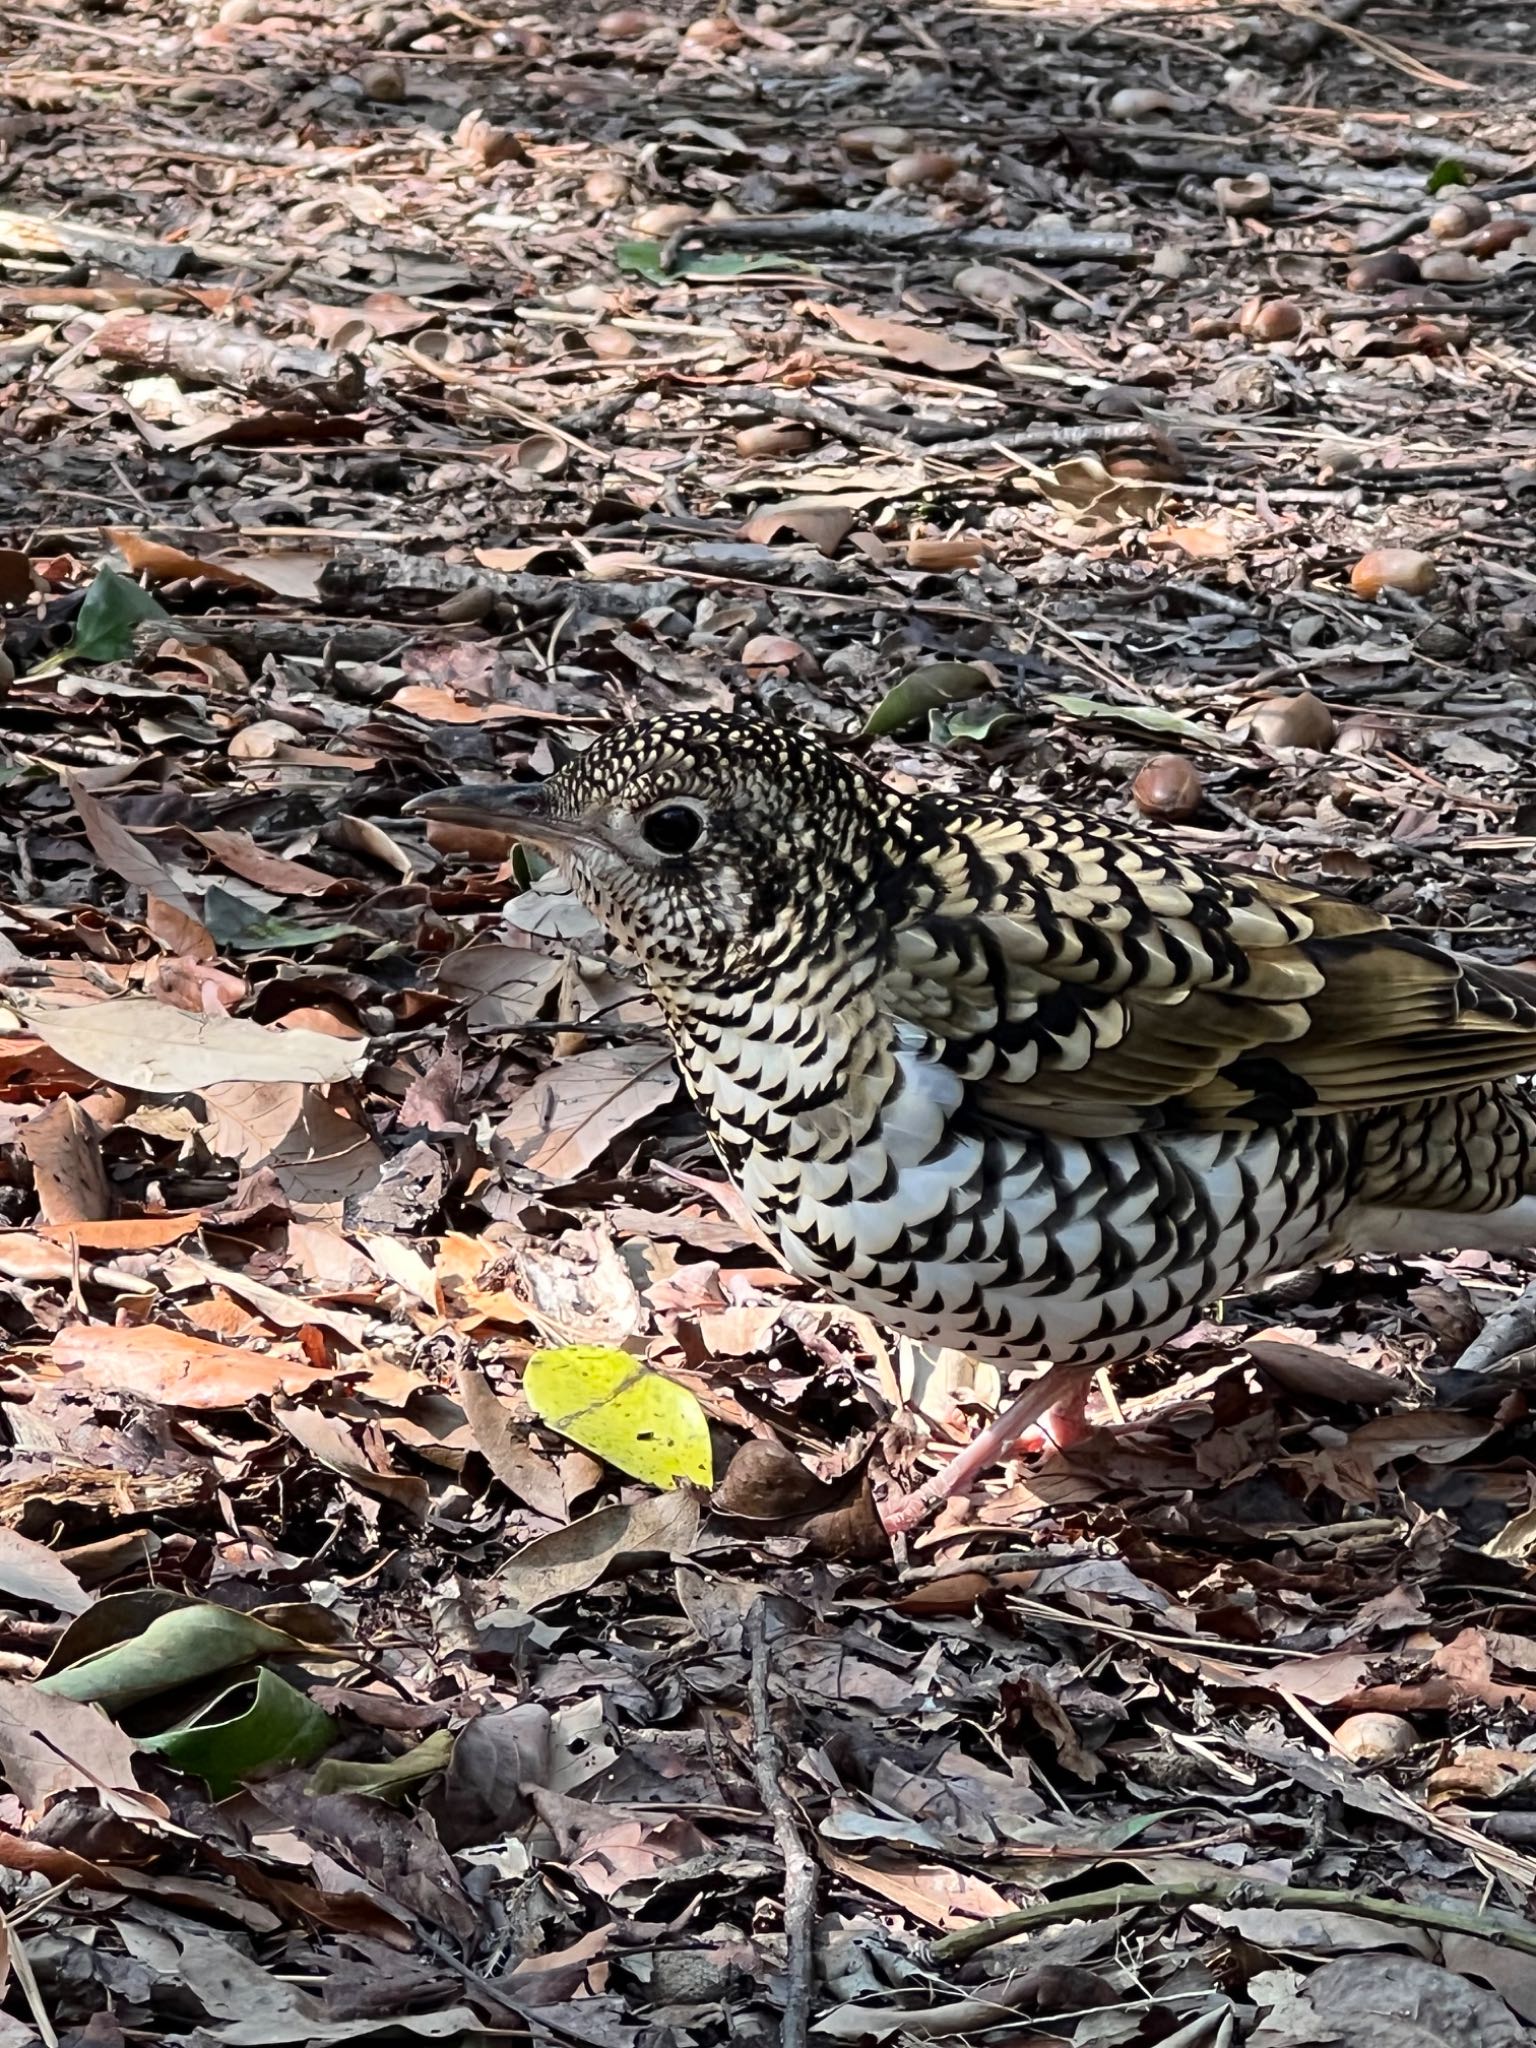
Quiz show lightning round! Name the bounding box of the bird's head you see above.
[411,710,899,987]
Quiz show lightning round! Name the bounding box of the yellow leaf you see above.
[522,1346,712,1490]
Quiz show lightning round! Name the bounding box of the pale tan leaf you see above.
[14,998,369,1092]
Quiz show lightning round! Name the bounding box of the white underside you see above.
[1348,1195,1536,1259]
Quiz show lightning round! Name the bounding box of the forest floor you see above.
[1,1,1536,2044]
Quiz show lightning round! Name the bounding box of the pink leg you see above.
[881,1362,1098,1534]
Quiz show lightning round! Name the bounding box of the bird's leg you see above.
[881,1361,1098,1534]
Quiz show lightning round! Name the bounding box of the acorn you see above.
[1419,250,1482,284]
[885,150,960,191]
[837,124,913,160]
[682,15,739,47]
[734,421,817,457]
[1132,754,1204,822]
[1334,1713,1416,1764]
[952,263,1029,312]
[1240,297,1303,342]
[631,202,700,235]
[597,6,654,35]
[456,110,521,168]
[583,167,628,209]
[1345,250,1420,291]
[1429,193,1491,240]
[1469,217,1531,258]
[1351,548,1437,599]
[740,634,816,676]
[356,61,405,102]
[1247,690,1336,751]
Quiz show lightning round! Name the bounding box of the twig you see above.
[660,211,1137,273]
[711,383,929,458]
[1454,1277,1536,1374]
[929,1876,1536,1966]
[746,1601,817,2048]
[317,550,695,624]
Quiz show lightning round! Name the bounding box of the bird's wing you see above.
[883,802,1536,1137]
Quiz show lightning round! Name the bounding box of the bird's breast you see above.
[671,998,1354,1366]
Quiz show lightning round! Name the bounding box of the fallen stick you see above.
[931,1875,1536,1966]
[94,313,364,413]
[318,550,694,624]
[660,211,1137,273]
[746,1602,817,2048]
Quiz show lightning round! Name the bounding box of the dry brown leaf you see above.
[815,302,992,373]
[0,1528,91,1614]
[739,496,866,555]
[435,946,565,1032]
[199,1081,384,1220]
[50,1321,330,1407]
[18,1096,113,1224]
[493,1488,700,1609]
[66,774,213,958]
[1146,519,1237,560]
[108,528,271,592]
[274,1405,430,1519]
[493,1043,678,1181]
[192,828,346,898]
[390,685,521,725]
[37,1213,202,1251]
[0,1677,146,1814]
[457,1365,568,1521]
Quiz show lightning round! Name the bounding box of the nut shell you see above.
[1351,548,1437,599]
[1132,754,1204,821]
[1247,690,1336,751]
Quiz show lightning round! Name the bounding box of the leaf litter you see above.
[0,0,1534,2043]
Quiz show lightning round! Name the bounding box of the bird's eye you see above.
[641,802,705,857]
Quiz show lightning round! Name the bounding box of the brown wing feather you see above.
[884,801,1536,1137]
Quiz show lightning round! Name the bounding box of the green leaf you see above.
[307,1728,455,1802]
[1045,692,1213,744]
[201,885,362,953]
[929,698,1023,746]
[1425,159,1469,194]
[615,239,813,284]
[863,662,995,737]
[28,568,168,676]
[37,1601,313,1712]
[138,1665,334,1798]
[523,1345,712,1490]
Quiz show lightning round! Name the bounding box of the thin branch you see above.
[929,1877,1536,1966]
[746,1600,817,2048]
[660,211,1137,273]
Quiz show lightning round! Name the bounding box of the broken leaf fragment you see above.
[523,1344,712,1489]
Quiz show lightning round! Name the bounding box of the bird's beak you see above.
[404,780,584,856]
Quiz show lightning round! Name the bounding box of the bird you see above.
[412,707,1536,1531]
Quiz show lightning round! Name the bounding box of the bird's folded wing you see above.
[884,807,1536,1136]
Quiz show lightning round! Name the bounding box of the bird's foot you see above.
[881,1362,1098,1534]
